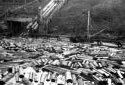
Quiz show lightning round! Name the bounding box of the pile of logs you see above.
[0,38,125,85]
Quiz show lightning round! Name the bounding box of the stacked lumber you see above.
[0,38,124,85]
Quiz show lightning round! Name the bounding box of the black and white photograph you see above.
[0,0,125,85]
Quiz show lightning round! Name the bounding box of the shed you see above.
[5,17,32,36]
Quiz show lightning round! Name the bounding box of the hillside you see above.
[0,0,125,37]
[49,0,125,36]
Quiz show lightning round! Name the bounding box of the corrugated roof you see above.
[6,17,32,22]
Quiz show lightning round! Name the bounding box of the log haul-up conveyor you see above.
[24,0,67,36]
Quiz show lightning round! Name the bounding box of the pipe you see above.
[44,80,51,85]
[77,78,84,85]
[19,75,31,85]
[0,73,2,80]
[101,69,110,77]
[33,24,38,30]
[37,70,43,83]
[92,61,98,67]
[42,0,55,12]
[31,21,38,29]
[44,72,51,85]
[52,60,60,65]
[118,78,124,85]
[3,71,8,76]
[52,0,64,13]
[77,62,83,68]
[48,1,65,19]
[48,60,53,64]
[98,63,102,68]
[42,59,46,63]
[44,59,49,65]
[107,78,112,85]
[117,70,123,78]
[92,75,100,83]
[89,62,95,69]
[42,2,55,17]
[27,22,33,29]
[67,61,72,67]
[65,71,73,85]
[43,3,57,18]
[0,73,15,85]
[12,66,15,73]
[72,74,78,85]
[19,66,24,75]
[33,73,39,83]
[46,72,51,81]
[40,71,48,83]
[51,72,57,81]
[15,73,20,82]
[61,61,68,66]
[70,63,74,69]
[97,69,109,77]
[43,1,59,17]
[29,72,33,82]
[82,60,86,65]
[57,74,65,85]
[109,67,116,73]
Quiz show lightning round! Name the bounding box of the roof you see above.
[5,17,32,22]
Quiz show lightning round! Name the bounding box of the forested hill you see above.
[49,0,125,36]
[0,0,125,36]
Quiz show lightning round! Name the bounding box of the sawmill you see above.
[0,0,125,85]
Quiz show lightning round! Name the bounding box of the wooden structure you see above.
[0,0,33,5]
[5,17,32,36]
[38,0,67,34]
